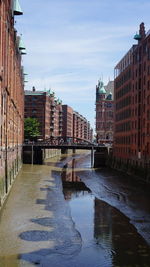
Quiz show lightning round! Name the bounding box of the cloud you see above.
[18,0,150,129]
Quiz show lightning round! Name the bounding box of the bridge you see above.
[23,137,110,168]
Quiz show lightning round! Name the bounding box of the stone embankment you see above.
[107,152,150,183]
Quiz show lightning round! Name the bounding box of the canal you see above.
[0,151,150,266]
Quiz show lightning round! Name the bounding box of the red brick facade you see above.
[114,23,150,170]
[25,89,63,140]
[50,95,62,137]
[96,80,114,144]
[62,105,73,139]
[25,88,51,139]
[62,105,93,143]
[25,92,93,143]
[0,0,24,206]
[73,111,93,142]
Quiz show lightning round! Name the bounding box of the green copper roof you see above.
[50,91,55,97]
[99,88,106,94]
[46,89,51,96]
[134,33,141,40]
[97,80,106,94]
[25,91,44,95]
[20,49,27,55]
[13,0,23,15]
[18,37,26,50]
[57,98,62,104]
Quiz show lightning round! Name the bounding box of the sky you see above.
[16,0,150,130]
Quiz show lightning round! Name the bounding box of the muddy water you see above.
[0,152,149,266]
[62,156,150,267]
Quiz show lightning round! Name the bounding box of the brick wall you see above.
[0,0,24,207]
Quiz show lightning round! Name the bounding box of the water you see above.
[0,151,149,266]
[62,156,150,267]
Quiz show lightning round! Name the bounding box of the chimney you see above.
[32,86,36,92]
[139,22,146,39]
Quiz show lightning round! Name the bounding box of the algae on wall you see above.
[0,148,22,209]
[109,155,150,182]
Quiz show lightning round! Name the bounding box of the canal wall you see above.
[23,146,73,164]
[94,147,109,168]
[0,147,62,208]
[44,148,74,159]
[107,154,150,183]
[44,149,61,159]
[0,146,22,209]
[61,148,74,155]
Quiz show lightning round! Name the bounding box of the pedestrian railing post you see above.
[31,145,34,165]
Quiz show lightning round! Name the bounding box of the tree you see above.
[24,117,40,140]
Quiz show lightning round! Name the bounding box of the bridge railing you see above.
[24,136,95,146]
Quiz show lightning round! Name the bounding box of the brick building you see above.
[96,80,114,144]
[25,92,93,143]
[0,0,24,206]
[114,22,150,172]
[62,105,73,140]
[73,111,84,141]
[89,128,93,142]
[25,88,63,140]
[50,93,62,138]
[25,88,51,139]
[62,105,93,143]
[73,111,93,142]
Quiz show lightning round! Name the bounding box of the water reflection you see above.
[62,159,91,200]
[62,158,150,267]
[94,198,150,267]
[0,154,149,267]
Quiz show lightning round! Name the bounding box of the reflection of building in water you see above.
[94,198,113,246]
[94,198,150,266]
[62,159,90,200]
[61,159,81,183]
